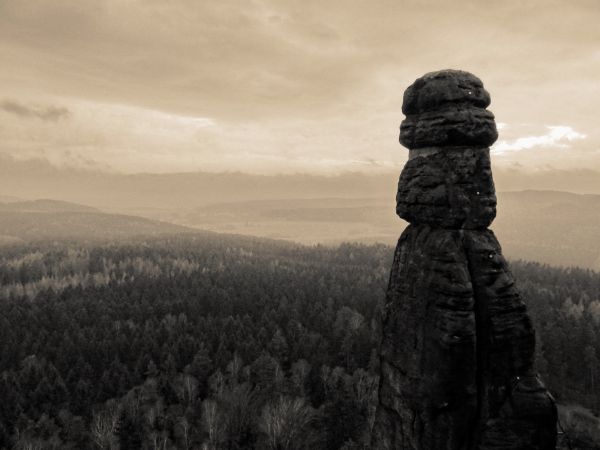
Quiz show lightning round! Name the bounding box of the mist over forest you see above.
[3,155,600,208]
[1,156,600,271]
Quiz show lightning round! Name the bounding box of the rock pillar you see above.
[372,70,557,450]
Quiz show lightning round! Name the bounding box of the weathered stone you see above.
[373,70,557,449]
[399,70,498,149]
[402,70,491,115]
[373,224,478,450]
[400,108,498,149]
[396,147,496,229]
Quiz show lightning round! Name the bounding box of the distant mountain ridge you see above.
[3,155,600,210]
[494,190,600,270]
[0,194,22,203]
[0,198,192,243]
[0,198,100,213]
[1,189,599,271]
[178,190,600,270]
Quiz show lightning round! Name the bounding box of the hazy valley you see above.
[2,177,600,270]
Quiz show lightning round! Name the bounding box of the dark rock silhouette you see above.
[372,70,557,449]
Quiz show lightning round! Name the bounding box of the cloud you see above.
[1,99,70,121]
[493,126,586,154]
[0,1,599,173]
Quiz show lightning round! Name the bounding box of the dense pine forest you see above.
[0,233,599,449]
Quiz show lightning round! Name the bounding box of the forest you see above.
[0,233,599,449]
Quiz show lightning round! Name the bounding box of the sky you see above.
[0,0,598,174]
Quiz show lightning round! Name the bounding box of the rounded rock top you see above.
[399,69,498,149]
[402,69,491,115]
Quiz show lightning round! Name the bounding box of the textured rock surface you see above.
[399,70,498,149]
[396,147,496,229]
[373,70,557,449]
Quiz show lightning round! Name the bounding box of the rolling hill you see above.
[0,199,192,243]
[2,190,599,270]
[177,191,600,270]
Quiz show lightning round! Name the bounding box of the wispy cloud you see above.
[493,126,586,154]
[1,99,70,121]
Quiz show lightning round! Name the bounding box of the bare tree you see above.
[226,353,243,383]
[172,373,199,406]
[90,403,120,450]
[209,370,226,396]
[144,398,164,429]
[123,386,143,418]
[220,382,255,447]
[15,438,44,450]
[148,431,170,450]
[174,416,192,450]
[202,399,224,450]
[258,396,316,450]
[352,368,379,431]
[290,359,311,396]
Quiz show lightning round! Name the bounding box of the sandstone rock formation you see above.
[372,70,557,450]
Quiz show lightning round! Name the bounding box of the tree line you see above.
[0,234,598,448]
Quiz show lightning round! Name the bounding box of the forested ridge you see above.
[0,233,599,449]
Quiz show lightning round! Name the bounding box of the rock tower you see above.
[372,70,557,449]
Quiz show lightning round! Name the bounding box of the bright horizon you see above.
[1,0,598,175]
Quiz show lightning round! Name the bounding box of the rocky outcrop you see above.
[399,70,497,150]
[372,70,557,449]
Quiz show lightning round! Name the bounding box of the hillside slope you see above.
[494,190,600,270]
[177,190,600,270]
[0,199,192,242]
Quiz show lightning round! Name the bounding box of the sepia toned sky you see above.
[0,0,598,174]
